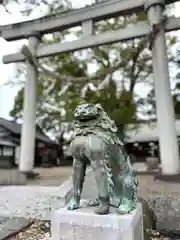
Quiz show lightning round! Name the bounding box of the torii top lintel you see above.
[0,0,176,41]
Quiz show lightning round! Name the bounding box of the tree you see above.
[9,2,179,137]
[10,45,88,134]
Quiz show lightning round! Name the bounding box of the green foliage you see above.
[84,81,137,130]
[173,63,180,117]
[10,88,24,120]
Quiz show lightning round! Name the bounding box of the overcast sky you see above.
[0,1,180,120]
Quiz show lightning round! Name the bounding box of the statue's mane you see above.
[96,110,118,133]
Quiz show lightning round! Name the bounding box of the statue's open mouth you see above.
[78,116,97,122]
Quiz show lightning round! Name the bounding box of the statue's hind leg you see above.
[67,158,86,210]
[117,175,138,214]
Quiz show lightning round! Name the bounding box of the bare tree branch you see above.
[39,64,59,79]
[21,44,133,84]
[21,37,148,103]
[41,103,61,112]
[0,79,25,88]
[129,39,147,92]
[0,2,12,14]
[97,74,111,90]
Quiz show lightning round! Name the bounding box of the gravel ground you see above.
[4,166,180,240]
[10,220,51,240]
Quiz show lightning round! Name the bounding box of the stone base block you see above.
[51,201,144,240]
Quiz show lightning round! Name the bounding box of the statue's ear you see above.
[95,103,103,110]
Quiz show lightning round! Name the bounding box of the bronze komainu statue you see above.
[67,103,138,215]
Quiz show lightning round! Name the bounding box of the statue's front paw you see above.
[67,198,80,210]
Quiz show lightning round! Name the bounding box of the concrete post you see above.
[19,33,40,173]
[145,0,180,174]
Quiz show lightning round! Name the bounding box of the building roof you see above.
[0,118,57,146]
[126,119,180,143]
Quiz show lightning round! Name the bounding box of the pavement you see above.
[0,167,73,240]
[0,176,70,238]
[0,185,68,239]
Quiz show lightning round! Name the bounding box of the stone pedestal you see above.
[51,201,143,240]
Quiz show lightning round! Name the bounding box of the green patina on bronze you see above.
[67,103,138,215]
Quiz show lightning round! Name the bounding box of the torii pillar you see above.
[19,32,40,173]
[145,0,180,174]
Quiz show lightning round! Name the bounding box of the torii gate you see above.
[1,0,180,175]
